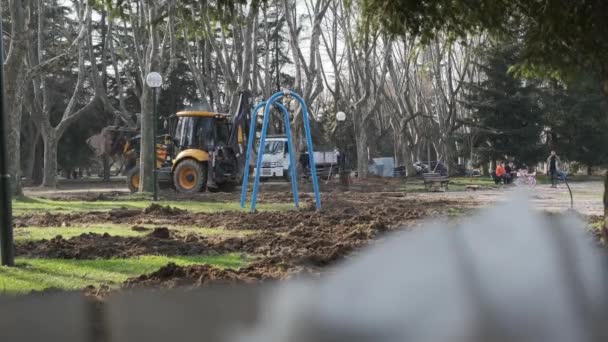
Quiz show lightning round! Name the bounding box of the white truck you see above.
[257,137,291,179]
[255,136,339,180]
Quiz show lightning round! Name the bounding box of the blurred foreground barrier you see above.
[0,286,264,342]
[0,293,91,341]
[235,194,608,342]
[1,194,607,341]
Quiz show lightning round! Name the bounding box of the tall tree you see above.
[30,0,100,187]
[544,76,608,174]
[97,0,177,192]
[282,0,331,155]
[360,0,608,97]
[464,42,545,166]
[4,0,30,195]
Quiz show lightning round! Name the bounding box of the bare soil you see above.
[21,178,601,294]
[16,190,471,293]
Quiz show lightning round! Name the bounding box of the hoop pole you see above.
[250,93,281,212]
[277,103,299,207]
[288,91,322,210]
[248,90,321,212]
[564,180,574,210]
[240,101,266,208]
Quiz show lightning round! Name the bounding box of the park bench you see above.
[422,172,449,192]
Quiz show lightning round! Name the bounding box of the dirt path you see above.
[408,182,603,216]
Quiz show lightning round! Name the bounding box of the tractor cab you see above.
[170,111,241,193]
[173,111,231,151]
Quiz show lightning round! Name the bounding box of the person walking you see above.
[546,150,561,188]
[504,161,514,185]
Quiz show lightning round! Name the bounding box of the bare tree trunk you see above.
[406,149,417,176]
[125,0,173,193]
[229,2,259,116]
[32,137,44,186]
[102,155,111,182]
[4,0,29,196]
[41,129,58,187]
[30,0,95,189]
[23,121,40,182]
[355,114,369,176]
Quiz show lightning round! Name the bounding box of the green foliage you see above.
[158,60,200,119]
[543,75,608,168]
[174,0,250,37]
[359,0,508,41]
[58,111,109,174]
[465,41,545,165]
[465,38,608,168]
[0,254,247,293]
[32,0,112,173]
[360,0,608,85]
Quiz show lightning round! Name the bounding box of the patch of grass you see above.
[14,224,254,242]
[0,254,247,294]
[589,218,604,230]
[446,207,468,217]
[402,176,497,193]
[12,197,292,216]
[14,225,144,242]
[450,177,496,185]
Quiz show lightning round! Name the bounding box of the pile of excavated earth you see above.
[14,190,480,296]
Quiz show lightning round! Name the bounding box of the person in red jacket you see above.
[495,162,506,184]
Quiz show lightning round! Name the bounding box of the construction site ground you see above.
[2,175,603,296]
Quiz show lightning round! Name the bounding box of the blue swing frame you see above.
[240,90,322,212]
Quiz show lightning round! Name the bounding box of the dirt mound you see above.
[14,192,459,229]
[15,202,396,263]
[15,233,223,259]
[148,227,171,239]
[124,263,260,288]
[108,208,140,219]
[123,256,319,289]
[143,204,186,216]
[15,194,435,264]
[15,191,474,292]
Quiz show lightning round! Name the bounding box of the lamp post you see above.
[0,19,14,266]
[336,111,346,122]
[146,72,162,201]
[336,111,349,188]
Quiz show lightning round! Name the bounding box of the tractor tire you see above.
[126,167,140,193]
[173,159,207,193]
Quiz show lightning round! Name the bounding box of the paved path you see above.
[414,181,604,216]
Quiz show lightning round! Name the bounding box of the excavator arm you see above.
[228,91,253,179]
